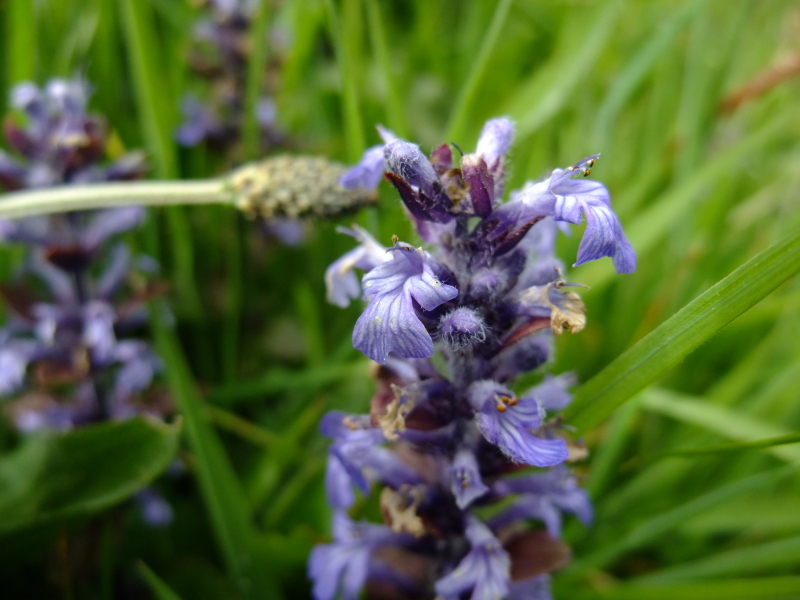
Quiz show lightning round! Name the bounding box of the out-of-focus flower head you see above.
[0,78,146,191]
[176,0,286,153]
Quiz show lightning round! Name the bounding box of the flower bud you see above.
[438,308,487,350]
[384,140,438,197]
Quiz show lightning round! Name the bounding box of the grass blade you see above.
[567,465,797,573]
[578,112,796,292]
[365,0,407,137]
[151,308,257,596]
[445,0,513,142]
[592,1,702,148]
[640,389,800,465]
[503,1,622,140]
[582,577,800,600]
[119,0,202,317]
[6,0,38,84]
[243,0,270,159]
[635,535,800,584]
[565,229,800,433]
[137,562,184,600]
[323,0,364,161]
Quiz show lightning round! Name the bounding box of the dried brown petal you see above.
[550,290,586,335]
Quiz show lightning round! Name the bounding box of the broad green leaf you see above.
[581,577,800,600]
[0,417,180,536]
[565,229,800,433]
[138,562,184,600]
[641,389,800,464]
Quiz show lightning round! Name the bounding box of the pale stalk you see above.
[0,156,377,221]
[0,179,229,220]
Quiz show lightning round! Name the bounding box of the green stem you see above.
[0,180,230,220]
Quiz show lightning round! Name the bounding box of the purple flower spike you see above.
[175,95,223,147]
[84,207,146,252]
[450,449,489,509]
[353,241,458,363]
[325,225,387,308]
[320,412,384,493]
[339,146,387,190]
[317,117,634,596]
[435,517,510,600]
[468,380,568,468]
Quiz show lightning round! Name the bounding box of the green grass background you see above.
[1,0,799,598]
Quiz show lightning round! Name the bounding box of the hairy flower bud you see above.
[384,140,439,197]
[439,307,487,350]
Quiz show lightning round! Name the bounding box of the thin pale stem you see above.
[0,179,230,220]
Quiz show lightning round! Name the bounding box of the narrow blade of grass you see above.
[592,0,702,148]
[323,0,364,161]
[635,535,800,584]
[640,389,800,464]
[119,0,202,317]
[504,1,622,140]
[6,0,37,84]
[243,0,270,159]
[365,0,407,137]
[578,111,796,292]
[445,0,513,142]
[151,308,257,596]
[137,562,184,600]
[587,397,641,498]
[565,229,800,433]
[566,465,798,573]
[208,362,360,406]
[583,577,800,600]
